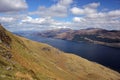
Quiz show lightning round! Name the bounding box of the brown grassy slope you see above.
[0,25,120,80]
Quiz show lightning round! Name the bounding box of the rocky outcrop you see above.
[0,25,12,47]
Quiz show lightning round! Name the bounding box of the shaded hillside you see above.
[38,28,73,38]
[0,24,120,80]
[38,28,120,48]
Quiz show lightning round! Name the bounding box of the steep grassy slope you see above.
[0,25,120,80]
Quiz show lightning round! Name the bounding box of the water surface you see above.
[16,33,120,72]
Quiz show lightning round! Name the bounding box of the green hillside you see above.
[0,24,120,80]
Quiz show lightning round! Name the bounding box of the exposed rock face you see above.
[0,25,12,47]
[42,47,51,51]
[0,43,12,60]
[0,25,12,60]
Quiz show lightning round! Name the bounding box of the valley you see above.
[0,24,120,80]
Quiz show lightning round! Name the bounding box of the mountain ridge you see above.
[36,28,120,48]
[0,24,120,80]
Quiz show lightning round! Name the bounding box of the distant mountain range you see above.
[36,28,120,48]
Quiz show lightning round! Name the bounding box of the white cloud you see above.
[108,10,120,18]
[30,0,73,17]
[0,17,16,23]
[71,2,99,15]
[73,17,86,22]
[59,0,73,6]
[71,7,84,15]
[0,0,28,12]
[9,16,70,31]
[83,2,100,9]
[72,10,120,30]
[0,2,120,31]
[70,2,120,30]
[21,16,55,25]
[71,7,97,15]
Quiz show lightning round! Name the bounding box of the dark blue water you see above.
[16,33,120,72]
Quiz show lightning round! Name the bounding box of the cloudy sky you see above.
[0,0,120,31]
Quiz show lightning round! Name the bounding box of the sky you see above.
[0,0,120,31]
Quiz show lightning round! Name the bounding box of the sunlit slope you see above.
[0,25,120,80]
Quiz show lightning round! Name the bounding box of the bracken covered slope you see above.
[0,24,120,80]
